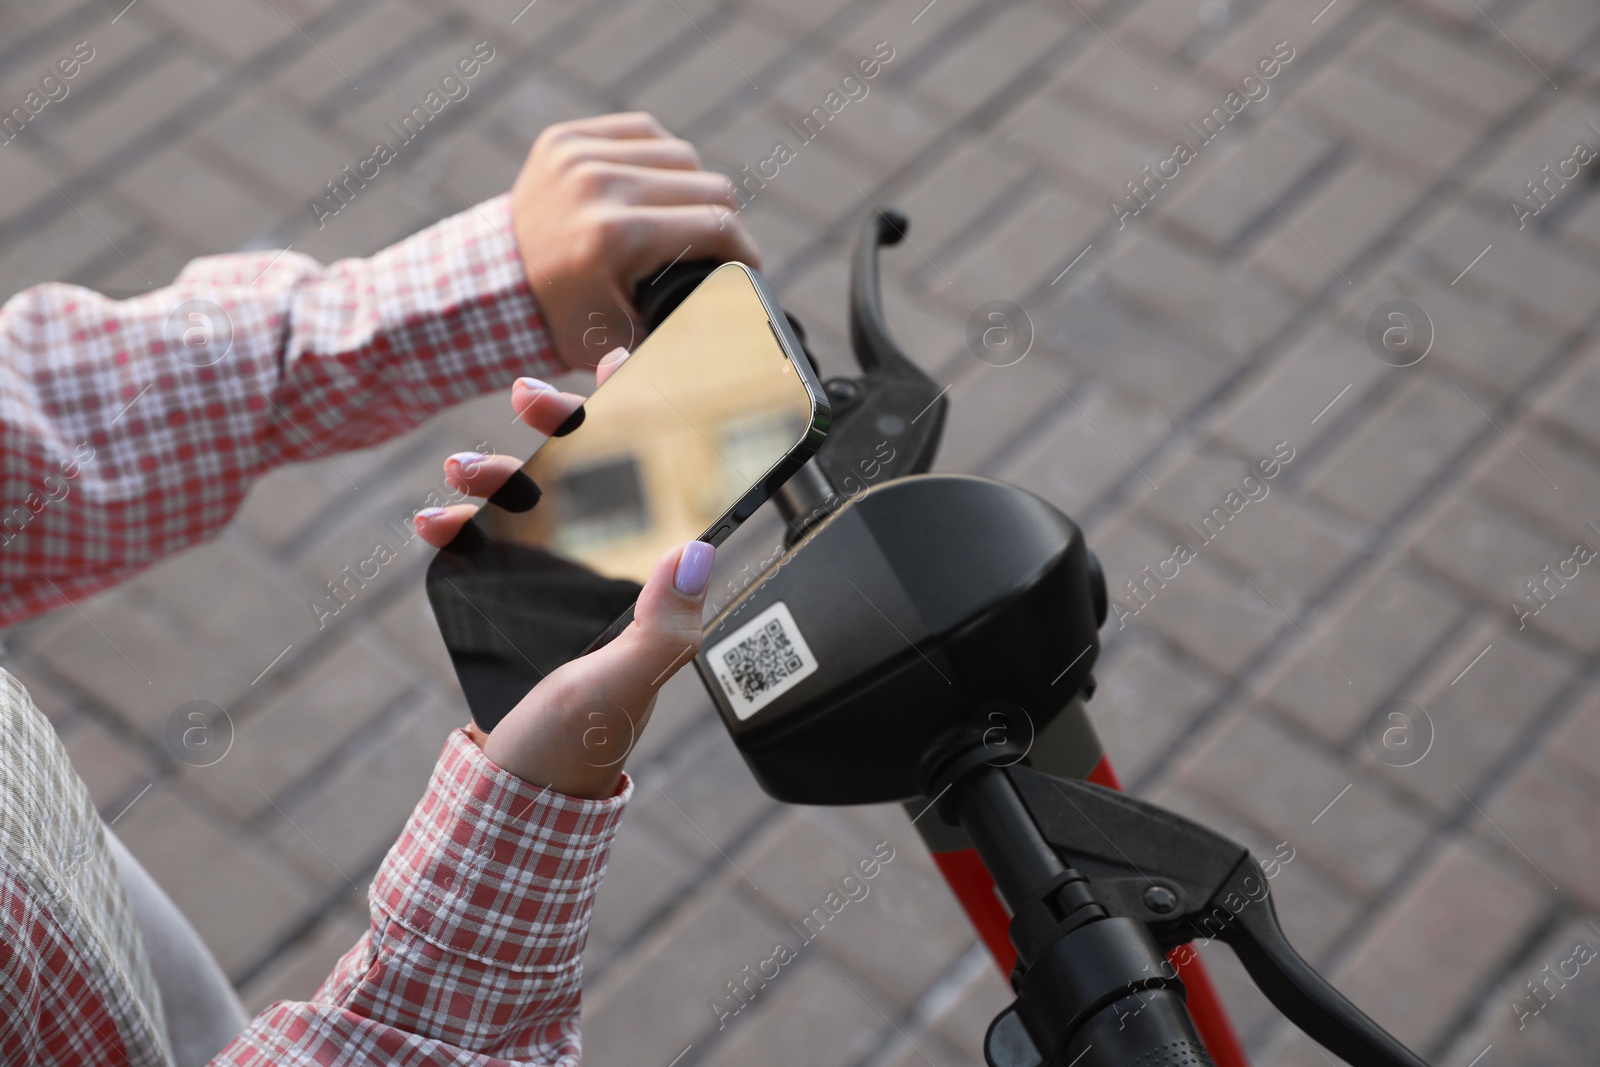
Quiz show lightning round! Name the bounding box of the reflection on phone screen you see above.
[426,264,823,730]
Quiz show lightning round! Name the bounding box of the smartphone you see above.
[425,262,830,731]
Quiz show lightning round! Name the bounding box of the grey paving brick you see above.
[1363,618,1573,813]
[337,33,507,150]
[1350,13,1544,123]
[1307,837,1545,1053]
[696,954,891,1067]
[130,528,323,665]
[267,1,435,110]
[118,138,292,252]
[114,782,319,980]
[940,183,1106,305]
[264,692,459,888]
[36,49,226,169]
[1531,334,1600,453]
[1502,0,1600,65]
[764,50,945,172]
[1032,282,1237,415]
[582,879,794,1067]
[0,141,58,229]
[632,18,791,132]
[0,189,148,295]
[179,627,415,820]
[1288,62,1483,181]
[995,379,1174,528]
[639,724,780,864]
[737,807,972,1013]
[1257,559,1464,745]
[909,5,1069,116]
[925,946,1011,1063]
[1087,635,1221,784]
[1110,0,1219,56]
[554,0,718,92]
[584,805,702,974]
[700,99,896,229]
[1195,0,1359,83]
[1249,156,1426,297]
[1174,706,1435,896]
[1134,441,1367,612]
[28,589,255,736]
[238,908,369,1014]
[1409,487,1600,654]
[195,90,356,205]
[1349,265,1565,399]
[1207,318,1386,457]
[1544,690,1600,794]
[890,133,1032,255]
[234,458,351,553]
[1411,205,1600,332]
[1437,915,1600,1067]
[1085,514,1283,676]
[1303,375,1485,526]
[1101,233,1297,364]
[1050,36,1240,141]
[1163,116,1335,250]
[129,0,299,64]
[60,715,154,814]
[1480,748,1600,910]
[931,351,1077,474]
[1471,92,1600,208]
[1001,89,1172,206]
[831,0,989,75]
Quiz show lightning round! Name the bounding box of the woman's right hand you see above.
[412,348,715,800]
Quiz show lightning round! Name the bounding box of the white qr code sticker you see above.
[707,600,819,720]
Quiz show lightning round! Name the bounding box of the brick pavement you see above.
[4,0,1600,1064]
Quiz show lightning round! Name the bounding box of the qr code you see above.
[724,618,805,701]
[708,601,818,720]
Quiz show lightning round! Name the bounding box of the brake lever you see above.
[1005,766,1432,1067]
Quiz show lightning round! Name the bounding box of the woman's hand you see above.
[511,111,762,373]
[412,349,715,799]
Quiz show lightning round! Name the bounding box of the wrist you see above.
[479,724,625,801]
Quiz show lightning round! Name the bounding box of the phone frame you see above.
[426,261,831,725]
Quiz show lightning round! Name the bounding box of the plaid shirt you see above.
[0,192,561,626]
[3,665,631,1067]
[1,196,628,1064]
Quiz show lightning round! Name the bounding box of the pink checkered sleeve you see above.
[213,728,631,1067]
[0,193,560,627]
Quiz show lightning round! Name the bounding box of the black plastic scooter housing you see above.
[693,473,1101,806]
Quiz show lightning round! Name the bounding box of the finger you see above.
[511,377,586,434]
[577,541,714,705]
[578,163,736,207]
[617,204,764,278]
[414,504,480,548]
[443,451,522,497]
[567,136,702,171]
[557,111,673,141]
[595,345,631,387]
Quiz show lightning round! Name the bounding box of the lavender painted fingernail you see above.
[415,507,447,522]
[674,541,715,596]
[447,451,486,470]
[516,376,553,391]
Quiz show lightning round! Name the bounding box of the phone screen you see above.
[426,263,826,729]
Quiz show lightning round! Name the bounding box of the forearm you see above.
[0,194,558,626]
[212,729,628,1066]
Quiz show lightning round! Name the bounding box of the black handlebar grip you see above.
[632,259,722,332]
[1065,987,1214,1067]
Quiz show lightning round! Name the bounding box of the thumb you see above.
[581,540,715,707]
[479,541,715,798]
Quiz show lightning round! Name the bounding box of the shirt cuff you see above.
[372,728,632,972]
